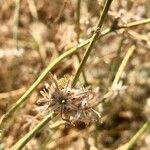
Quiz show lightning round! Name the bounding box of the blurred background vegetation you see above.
[0,0,149,149]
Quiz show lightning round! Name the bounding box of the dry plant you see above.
[0,0,150,150]
[37,75,101,124]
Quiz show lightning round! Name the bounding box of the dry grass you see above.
[0,0,150,150]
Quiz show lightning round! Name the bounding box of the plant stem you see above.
[75,0,87,85]
[1,17,149,149]
[10,113,53,150]
[117,121,150,150]
[1,18,149,125]
[89,45,135,108]
[54,0,67,23]
[14,0,20,49]
[71,0,113,87]
[27,0,38,21]
[0,39,89,126]
[77,0,81,43]
[120,18,150,28]
[107,34,125,88]
[112,45,135,88]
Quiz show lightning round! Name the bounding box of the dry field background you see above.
[0,0,150,150]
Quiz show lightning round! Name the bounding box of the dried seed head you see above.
[36,75,101,125]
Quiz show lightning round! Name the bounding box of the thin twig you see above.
[1,18,149,125]
[10,113,53,150]
[75,0,87,85]
[89,45,136,108]
[117,121,150,150]
[120,18,150,28]
[112,45,135,88]
[71,0,113,87]
[77,0,81,43]
[27,0,38,21]
[2,18,149,150]
[106,34,125,88]
[0,39,89,126]
[54,0,67,23]
[13,0,20,49]
[128,30,149,42]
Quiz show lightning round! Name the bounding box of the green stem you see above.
[1,18,150,125]
[71,0,113,87]
[76,0,87,85]
[120,18,150,28]
[27,0,38,21]
[77,0,81,43]
[14,0,20,49]
[0,39,89,125]
[112,45,135,87]
[117,121,150,150]
[107,34,125,87]
[10,113,53,150]
[2,17,149,149]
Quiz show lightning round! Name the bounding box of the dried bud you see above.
[36,75,101,125]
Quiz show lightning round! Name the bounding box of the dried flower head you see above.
[36,75,101,125]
